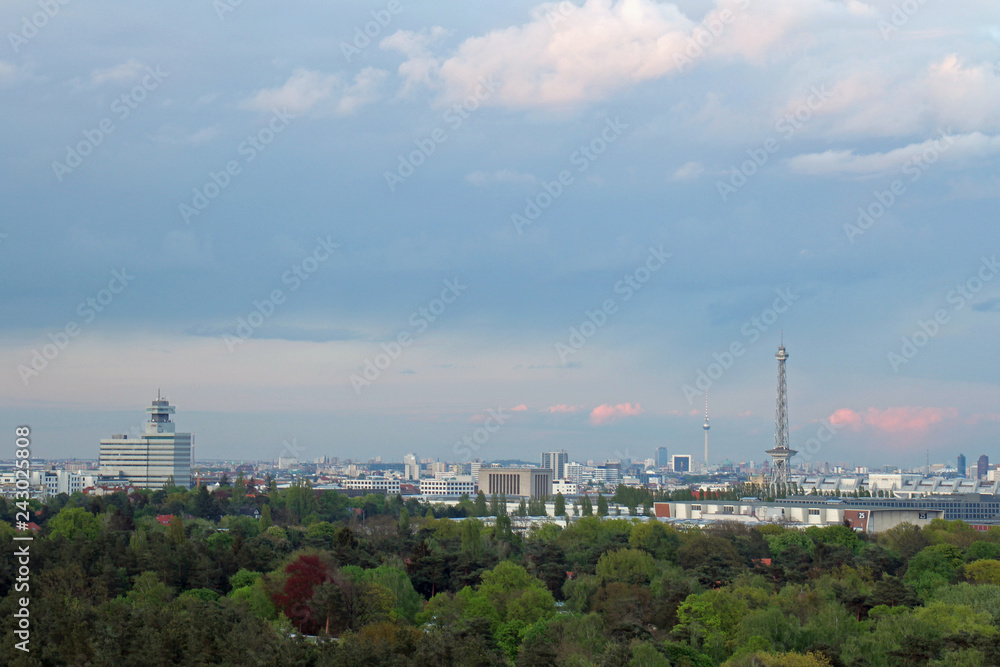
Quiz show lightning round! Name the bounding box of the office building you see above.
[978,455,990,480]
[672,454,691,473]
[99,395,193,489]
[655,446,669,468]
[404,453,419,480]
[420,476,476,497]
[478,467,552,498]
[958,454,967,478]
[541,451,568,480]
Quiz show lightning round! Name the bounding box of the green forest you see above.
[2,480,1000,666]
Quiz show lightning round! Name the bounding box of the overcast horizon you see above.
[2,0,999,469]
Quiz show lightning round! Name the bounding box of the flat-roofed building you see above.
[420,476,475,497]
[341,477,401,494]
[478,467,552,498]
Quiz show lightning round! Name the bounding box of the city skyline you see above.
[2,1,999,467]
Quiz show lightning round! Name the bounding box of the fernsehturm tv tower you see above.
[703,391,710,470]
[765,339,796,487]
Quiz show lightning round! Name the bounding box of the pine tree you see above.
[597,494,609,517]
[554,493,566,516]
[474,491,488,517]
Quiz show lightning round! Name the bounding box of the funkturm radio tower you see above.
[765,339,796,487]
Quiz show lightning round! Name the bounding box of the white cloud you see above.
[381,27,449,97]
[87,59,146,86]
[385,0,863,109]
[670,161,705,181]
[243,68,388,115]
[788,131,1000,177]
[0,61,18,85]
[465,169,536,186]
[337,67,388,114]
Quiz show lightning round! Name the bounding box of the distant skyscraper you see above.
[541,451,568,479]
[403,453,419,480]
[99,394,192,489]
[766,340,796,487]
[958,454,967,478]
[978,455,990,480]
[655,446,669,468]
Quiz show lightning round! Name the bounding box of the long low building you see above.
[420,476,476,497]
[651,496,989,533]
[792,474,1000,498]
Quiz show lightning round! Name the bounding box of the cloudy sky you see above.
[2,0,999,469]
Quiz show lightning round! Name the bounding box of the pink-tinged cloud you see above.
[590,402,643,426]
[829,407,959,433]
[967,413,1000,425]
[510,404,529,412]
[547,404,582,414]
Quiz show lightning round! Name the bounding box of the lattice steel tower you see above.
[765,339,796,487]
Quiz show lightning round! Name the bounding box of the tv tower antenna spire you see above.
[703,391,710,471]
[766,339,796,489]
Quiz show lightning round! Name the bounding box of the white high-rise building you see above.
[99,395,193,489]
[404,453,419,480]
[541,451,568,479]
